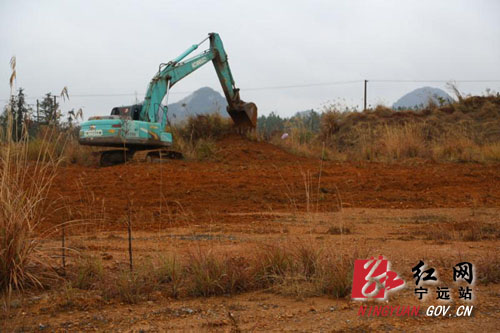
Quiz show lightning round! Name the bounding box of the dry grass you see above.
[172,113,232,160]
[155,254,182,297]
[378,123,427,160]
[477,253,500,285]
[112,265,158,304]
[25,129,95,166]
[268,95,500,163]
[420,220,499,242]
[62,241,355,304]
[186,250,251,297]
[264,243,355,298]
[326,226,351,235]
[0,121,63,298]
[253,245,297,287]
[72,255,104,290]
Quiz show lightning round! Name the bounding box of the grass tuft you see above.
[72,255,104,290]
[477,253,500,285]
[0,126,63,295]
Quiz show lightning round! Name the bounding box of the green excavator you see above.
[79,33,257,166]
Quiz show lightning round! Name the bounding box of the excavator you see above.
[78,33,257,166]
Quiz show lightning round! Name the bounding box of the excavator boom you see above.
[142,33,257,129]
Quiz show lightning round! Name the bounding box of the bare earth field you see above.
[3,135,500,332]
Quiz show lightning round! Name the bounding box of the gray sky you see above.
[1,0,499,120]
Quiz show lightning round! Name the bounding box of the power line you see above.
[244,80,361,91]
[0,80,362,101]
[369,79,500,83]
[1,79,498,102]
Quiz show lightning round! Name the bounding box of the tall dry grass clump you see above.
[379,122,428,160]
[24,127,95,166]
[0,117,63,296]
[172,113,232,160]
[253,242,355,298]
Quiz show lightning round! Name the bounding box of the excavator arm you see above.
[142,33,257,129]
[78,32,255,166]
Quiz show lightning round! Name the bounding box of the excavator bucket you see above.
[227,101,258,129]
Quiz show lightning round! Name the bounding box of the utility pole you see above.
[36,99,39,124]
[364,80,368,111]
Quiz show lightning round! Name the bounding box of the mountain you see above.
[294,109,317,117]
[167,87,228,123]
[393,87,454,109]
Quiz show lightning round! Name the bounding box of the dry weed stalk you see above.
[0,121,64,296]
[1,57,64,301]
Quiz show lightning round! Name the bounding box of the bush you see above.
[177,113,232,142]
[172,114,231,160]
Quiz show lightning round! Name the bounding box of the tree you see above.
[39,93,60,125]
[257,111,285,138]
[65,108,83,129]
[3,88,31,141]
[14,88,29,140]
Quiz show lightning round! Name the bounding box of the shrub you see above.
[172,114,231,160]
[177,113,232,142]
[194,138,218,160]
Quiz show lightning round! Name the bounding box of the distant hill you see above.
[393,87,454,109]
[167,87,228,123]
[294,109,317,117]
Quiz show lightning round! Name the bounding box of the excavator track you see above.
[146,150,183,163]
[99,150,135,167]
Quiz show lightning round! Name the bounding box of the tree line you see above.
[1,88,82,141]
[257,109,321,139]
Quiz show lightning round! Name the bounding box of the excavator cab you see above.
[110,105,142,121]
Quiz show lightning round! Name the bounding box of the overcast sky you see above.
[1,0,499,120]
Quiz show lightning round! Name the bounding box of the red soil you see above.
[47,135,500,230]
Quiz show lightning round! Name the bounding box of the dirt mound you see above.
[325,95,500,146]
[45,135,500,232]
[216,134,307,163]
